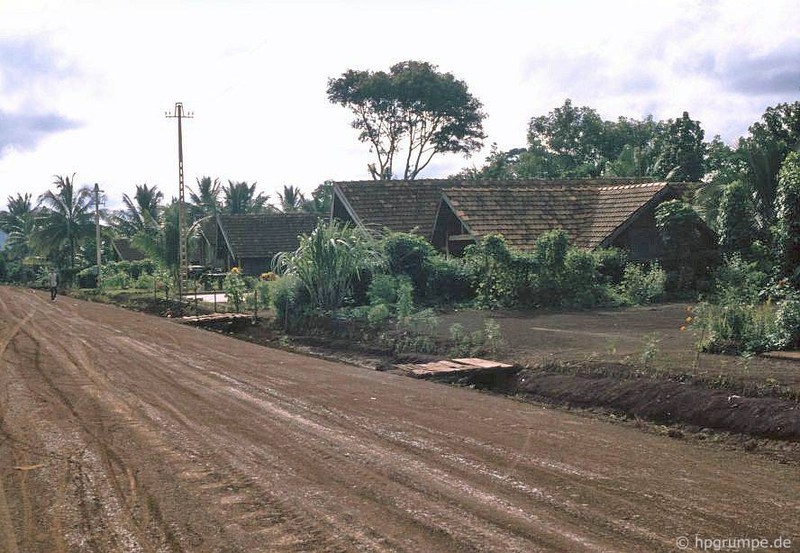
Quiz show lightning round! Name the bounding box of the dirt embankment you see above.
[428,366,800,441]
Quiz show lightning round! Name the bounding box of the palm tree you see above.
[33,174,95,268]
[132,199,180,273]
[277,185,306,213]
[0,192,37,261]
[222,180,270,214]
[115,184,164,237]
[189,176,221,219]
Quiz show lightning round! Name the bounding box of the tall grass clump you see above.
[273,220,385,312]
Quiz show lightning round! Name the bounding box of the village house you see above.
[202,212,320,275]
[332,179,716,261]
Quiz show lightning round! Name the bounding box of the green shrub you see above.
[713,254,769,304]
[367,303,391,327]
[382,232,436,293]
[769,299,800,350]
[395,279,414,319]
[464,234,534,308]
[245,279,271,310]
[696,301,778,354]
[76,266,99,288]
[134,273,155,290]
[367,274,406,306]
[619,263,666,304]
[426,255,474,303]
[223,270,246,312]
[465,230,613,309]
[102,269,131,289]
[594,247,628,284]
[271,275,308,330]
[561,249,602,307]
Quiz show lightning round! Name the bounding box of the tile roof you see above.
[112,238,147,261]
[334,180,446,236]
[334,179,664,238]
[217,213,320,258]
[441,182,672,251]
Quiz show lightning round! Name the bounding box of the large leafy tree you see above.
[222,181,270,214]
[526,99,607,177]
[33,175,95,268]
[694,135,749,230]
[456,101,663,180]
[327,60,487,180]
[653,111,706,182]
[739,102,800,226]
[602,115,662,177]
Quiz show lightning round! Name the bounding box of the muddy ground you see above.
[1,287,799,552]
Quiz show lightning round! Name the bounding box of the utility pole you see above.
[166,102,193,299]
[94,183,102,288]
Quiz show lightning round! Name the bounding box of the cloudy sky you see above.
[1,0,798,211]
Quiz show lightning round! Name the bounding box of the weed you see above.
[640,332,661,369]
[483,318,504,354]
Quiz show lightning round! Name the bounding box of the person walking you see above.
[48,267,58,302]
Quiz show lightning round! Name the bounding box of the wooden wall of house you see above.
[332,196,356,226]
[609,207,666,262]
[431,205,474,256]
[240,257,272,277]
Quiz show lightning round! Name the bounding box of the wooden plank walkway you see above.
[177,312,252,326]
[394,357,514,378]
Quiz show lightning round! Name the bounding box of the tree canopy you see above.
[327,60,486,180]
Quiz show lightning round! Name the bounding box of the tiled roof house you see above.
[111,238,148,262]
[333,179,713,261]
[208,213,320,275]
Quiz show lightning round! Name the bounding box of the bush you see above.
[271,275,308,330]
[223,270,247,312]
[367,274,408,306]
[594,247,628,285]
[382,233,436,292]
[713,254,769,304]
[465,231,615,309]
[561,249,603,307]
[134,273,155,290]
[245,279,271,311]
[425,255,474,304]
[696,301,778,354]
[619,263,666,305]
[769,299,800,350]
[76,266,99,288]
[464,233,535,308]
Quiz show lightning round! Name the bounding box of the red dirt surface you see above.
[1,286,798,552]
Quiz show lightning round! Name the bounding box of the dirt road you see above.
[0,287,797,552]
